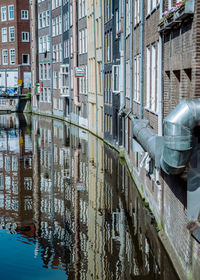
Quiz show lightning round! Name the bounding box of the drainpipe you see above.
[73,0,81,107]
[93,0,98,135]
[100,0,104,134]
[125,0,133,118]
[68,0,72,120]
[61,0,65,119]
[119,0,126,113]
[139,0,144,119]
[49,0,53,115]
[119,0,126,146]
[122,0,126,110]
[158,0,163,136]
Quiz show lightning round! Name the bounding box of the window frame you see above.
[1,6,7,22]
[9,49,15,65]
[21,10,29,20]
[8,5,14,21]
[2,49,8,65]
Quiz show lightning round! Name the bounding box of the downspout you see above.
[125,0,133,117]
[119,0,126,146]
[61,0,65,118]
[119,0,126,113]
[49,0,53,115]
[93,0,98,135]
[68,0,72,120]
[100,0,105,134]
[122,0,126,110]
[73,0,81,107]
[139,0,144,119]
[158,0,163,136]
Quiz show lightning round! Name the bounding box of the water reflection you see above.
[0,114,179,280]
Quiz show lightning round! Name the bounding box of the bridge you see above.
[0,88,29,113]
[0,93,27,99]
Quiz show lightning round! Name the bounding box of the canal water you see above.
[0,113,179,280]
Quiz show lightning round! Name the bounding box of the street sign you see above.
[18,80,22,85]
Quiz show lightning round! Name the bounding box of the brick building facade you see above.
[0,0,31,94]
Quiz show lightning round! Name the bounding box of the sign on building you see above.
[75,67,85,77]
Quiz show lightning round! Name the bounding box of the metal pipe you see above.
[132,119,157,160]
[93,0,98,135]
[68,0,72,121]
[73,0,80,107]
[122,0,126,109]
[161,98,200,175]
[61,0,65,119]
[100,0,105,135]
[158,0,163,136]
[139,0,144,119]
[125,0,133,117]
[133,98,200,175]
[49,0,53,114]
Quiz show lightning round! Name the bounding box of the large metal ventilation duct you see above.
[132,99,200,175]
[161,99,200,175]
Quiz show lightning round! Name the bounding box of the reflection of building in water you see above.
[0,114,33,231]
[0,115,179,279]
[32,117,89,278]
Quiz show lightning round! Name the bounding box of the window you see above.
[21,10,28,19]
[2,49,8,65]
[105,0,112,22]
[9,49,15,65]
[22,54,29,65]
[147,0,151,14]
[9,26,15,42]
[8,5,14,20]
[39,13,42,28]
[42,11,46,27]
[134,0,140,25]
[60,65,69,95]
[47,36,50,51]
[134,54,140,102]
[22,32,29,42]
[39,37,43,53]
[145,43,158,112]
[146,46,150,108]
[1,7,6,22]
[151,44,156,111]
[112,65,120,92]
[46,10,50,26]
[52,18,56,36]
[1,28,7,42]
[115,9,120,38]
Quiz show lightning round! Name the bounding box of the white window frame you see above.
[22,32,29,42]
[9,49,15,65]
[9,26,15,42]
[1,27,7,43]
[146,46,150,108]
[8,5,14,20]
[151,43,156,112]
[1,6,7,22]
[112,65,120,93]
[21,10,29,20]
[2,49,8,65]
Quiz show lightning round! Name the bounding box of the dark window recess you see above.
[22,54,29,64]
